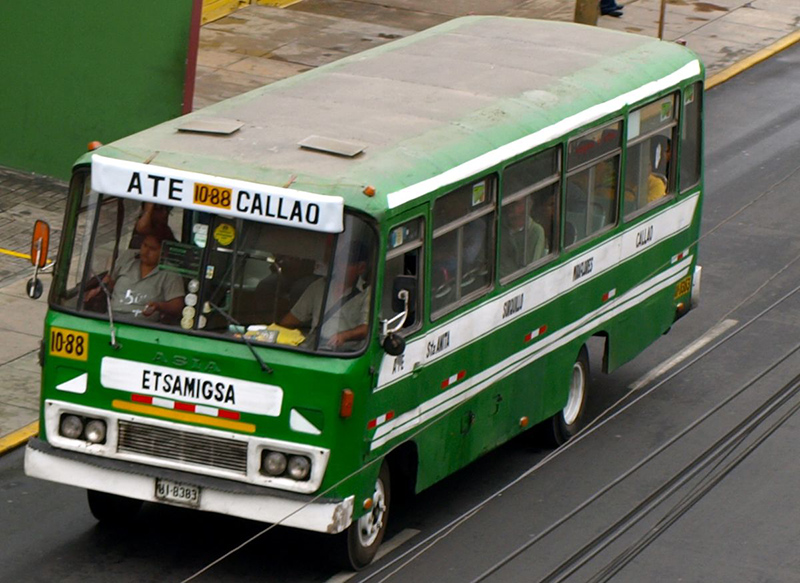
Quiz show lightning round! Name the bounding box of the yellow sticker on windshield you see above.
[214,223,236,246]
[193,182,232,210]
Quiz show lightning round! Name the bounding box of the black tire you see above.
[87,490,142,524]
[549,345,590,446]
[341,462,391,570]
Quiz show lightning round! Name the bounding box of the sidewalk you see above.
[1,0,799,449]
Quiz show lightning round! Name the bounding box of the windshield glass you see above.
[54,172,377,354]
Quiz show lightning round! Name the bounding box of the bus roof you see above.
[93,16,703,219]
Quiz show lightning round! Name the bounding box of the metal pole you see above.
[574,0,599,26]
[658,0,667,39]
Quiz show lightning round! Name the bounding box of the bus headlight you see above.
[287,455,311,481]
[262,451,287,476]
[60,414,84,439]
[84,419,107,444]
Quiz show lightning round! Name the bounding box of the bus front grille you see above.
[117,421,248,474]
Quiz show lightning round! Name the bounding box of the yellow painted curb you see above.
[707,29,800,90]
[0,421,38,456]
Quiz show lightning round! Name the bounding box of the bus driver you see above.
[279,243,371,350]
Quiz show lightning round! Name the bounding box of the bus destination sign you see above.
[91,155,344,233]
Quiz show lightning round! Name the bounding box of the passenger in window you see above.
[280,243,370,350]
[647,136,670,203]
[501,199,545,275]
[129,203,175,249]
[85,232,185,322]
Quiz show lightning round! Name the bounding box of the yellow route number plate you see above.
[193,182,232,210]
[675,275,692,299]
[49,327,89,361]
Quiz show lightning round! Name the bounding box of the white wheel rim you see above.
[563,360,585,426]
[357,476,386,548]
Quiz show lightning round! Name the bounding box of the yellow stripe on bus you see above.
[113,400,256,433]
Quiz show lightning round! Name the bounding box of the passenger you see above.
[129,203,175,249]
[280,243,370,350]
[501,199,545,276]
[86,233,184,322]
[647,136,670,203]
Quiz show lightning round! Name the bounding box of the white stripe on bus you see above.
[370,257,692,450]
[387,61,701,210]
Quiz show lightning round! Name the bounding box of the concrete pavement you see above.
[1,0,800,451]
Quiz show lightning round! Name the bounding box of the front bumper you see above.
[24,439,353,534]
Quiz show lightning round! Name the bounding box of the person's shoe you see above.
[601,8,623,16]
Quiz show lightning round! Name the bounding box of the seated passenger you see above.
[280,243,370,350]
[647,136,670,203]
[86,233,184,322]
[501,199,545,276]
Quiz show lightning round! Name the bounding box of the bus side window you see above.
[500,147,560,281]
[565,122,621,246]
[680,83,702,192]
[624,93,678,218]
[382,217,424,334]
[431,177,495,317]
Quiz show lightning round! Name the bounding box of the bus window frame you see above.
[563,118,624,251]
[678,81,704,194]
[622,91,680,222]
[498,146,562,285]
[430,174,497,322]
[382,214,426,339]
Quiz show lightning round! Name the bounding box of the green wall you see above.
[0,1,196,180]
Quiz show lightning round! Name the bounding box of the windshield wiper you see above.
[90,273,120,350]
[208,301,273,374]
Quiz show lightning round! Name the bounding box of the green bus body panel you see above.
[88,16,701,220]
[41,310,376,498]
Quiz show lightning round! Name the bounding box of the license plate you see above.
[674,275,692,299]
[155,479,201,507]
[193,182,232,210]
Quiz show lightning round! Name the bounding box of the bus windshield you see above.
[54,172,376,354]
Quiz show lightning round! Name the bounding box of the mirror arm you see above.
[381,290,409,338]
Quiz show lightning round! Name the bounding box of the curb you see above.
[706,28,800,90]
[0,421,38,456]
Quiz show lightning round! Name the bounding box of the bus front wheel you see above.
[550,346,590,446]
[87,490,142,524]
[341,462,391,570]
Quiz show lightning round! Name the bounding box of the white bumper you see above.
[25,441,353,534]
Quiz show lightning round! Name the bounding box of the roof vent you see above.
[177,118,244,136]
[299,135,365,157]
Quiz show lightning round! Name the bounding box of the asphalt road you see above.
[3,43,800,583]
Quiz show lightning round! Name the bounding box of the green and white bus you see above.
[24,16,704,569]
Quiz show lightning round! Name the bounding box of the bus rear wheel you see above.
[550,346,590,446]
[341,462,391,570]
[87,490,142,524]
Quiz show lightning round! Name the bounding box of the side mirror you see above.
[27,220,50,299]
[382,333,406,356]
[30,220,50,268]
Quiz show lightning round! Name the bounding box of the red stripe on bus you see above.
[218,409,240,420]
[132,394,152,404]
[174,402,195,412]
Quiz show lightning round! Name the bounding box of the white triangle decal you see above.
[56,373,88,394]
[290,409,321,435]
